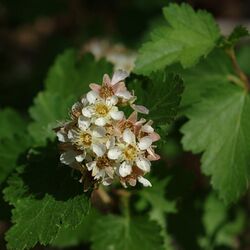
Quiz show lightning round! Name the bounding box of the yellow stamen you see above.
[96,155,113,169]
[75,132,92,148]
[95,103,109,117]
[99,86,114,99]
[124,145,137,161]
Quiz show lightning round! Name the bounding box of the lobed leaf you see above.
[4,143,90,250]
[181,49,250,203]
[91,214,164,250]
[220,25,250,49]
[28,50,112,145]
[135,3,220,75]
[199,193,245,248]
[0,108,31,184]
[129,72,184,126]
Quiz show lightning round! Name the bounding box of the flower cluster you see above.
[55,70,160,190]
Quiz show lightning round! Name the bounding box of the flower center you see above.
[78,132,92,147]
[99,86,114,99]
[122,121,134,131]
[95,103,109,117]
[124,145,137,161]
[96,155,113,169]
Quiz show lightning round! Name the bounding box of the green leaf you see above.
[220,25,249,49]
[0,137,31,184]
[137,177,176,227]
[28,92,75,144]
[0,108,27,140]
[199,193,245,249]
[91,214,164,250]
[0,108,31,184]
[4,143,90,250]
[237,45,250,75]
[181,83,250,203]
[134,3,220,75]
[137,177,176,250]
[129,72,184,125]
[52,209,100,248]
[180,49,233,109]
[28,50,112,145]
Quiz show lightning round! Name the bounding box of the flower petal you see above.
[138,176,152,187]
[92,164,100,177]
[128,111,138,123]
[108,147,122,160]
[103,178,113,186]
[86,161,96,171]
[81,98,88,107]
[110,110,124,121]
[136,157,151,172]
[56,131,67,142]
[119,162,132,177]
[67,129,77,140]
[106,96,118,106]
[60,150,77,165]
[141,124,154,133]
[123,128,135,144]
[106,137,115,149]
[93,126,106,137]
[95,117,107,126]
[103,73,111,86]
[128,178,137,187]
[92,143,106,157]
[105,167,115,178]
[131,104,149,114]
[111,70,129,85]
[75,152,86,162]
[149,132,161,142]
[138,136,152,150]
[89,83,101,92]
[82,107,93,118]
[71,102,82,113]
[116,90,133,100]
[86,90,99,104]
[78,115,90,130]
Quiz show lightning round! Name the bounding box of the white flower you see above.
[138,176,152,187]
[82,97,124,126]
[119,161,132,177]
[60,150,78,165]
[89,70,134,103]
[56,71,160,189]
[86,155,115,180]
[107,128,152,177]
[67,117,108,160]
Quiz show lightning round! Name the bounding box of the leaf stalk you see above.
[226,48,250,92]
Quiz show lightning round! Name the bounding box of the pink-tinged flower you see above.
[107,128,153,179]
[119,164,152,188]
[116,113,161,161]
[89,70,133,102]
[115,111,145,136]
[56,70,161,190]
[139,120,161,161]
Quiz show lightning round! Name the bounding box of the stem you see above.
[117,189,131,218]
[96,186,112,204]
[226,48,250,92]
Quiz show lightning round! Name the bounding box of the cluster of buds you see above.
[55,70,160,190]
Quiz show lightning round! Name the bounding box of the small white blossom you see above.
[55,70,160,190]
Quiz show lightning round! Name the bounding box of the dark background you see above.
[0,0,250,112]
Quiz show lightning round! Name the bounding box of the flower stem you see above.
[96,186,112,204]
[117,189,131,218]
[226,47,250,92]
